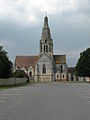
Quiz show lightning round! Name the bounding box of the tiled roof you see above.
[68,67,75,73]
[15,56,39,68]
[53,55,66,64]
[15,54,66,68]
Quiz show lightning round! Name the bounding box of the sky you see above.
[0,0,90,66]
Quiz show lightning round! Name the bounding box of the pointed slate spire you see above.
[40,15,53,59]
[41,16,51,40]
[44,16,48,28]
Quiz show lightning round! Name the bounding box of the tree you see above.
[0,46,13,78]
[75,48,90,77]
[13,70,28,78]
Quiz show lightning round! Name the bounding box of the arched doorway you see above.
[29,71,32,78]
[42,64,46,74]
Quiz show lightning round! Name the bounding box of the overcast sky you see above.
[0,0,90,66]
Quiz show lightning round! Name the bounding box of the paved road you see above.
[0,82,90,120]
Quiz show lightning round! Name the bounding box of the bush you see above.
[13,70,28,78]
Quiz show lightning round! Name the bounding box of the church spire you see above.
[41,16,51,40]
[40,16,53,58]
[44,16,48,28]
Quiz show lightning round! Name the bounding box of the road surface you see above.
[0,82,90,120]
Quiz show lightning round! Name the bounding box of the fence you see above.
[0,78,27,86]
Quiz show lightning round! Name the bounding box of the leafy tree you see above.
[13,70,28,78]
[75,48,90,77]
[0,46,13,78]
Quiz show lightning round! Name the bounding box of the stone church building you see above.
[14,16,67,82]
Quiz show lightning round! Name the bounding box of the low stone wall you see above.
[34,75,54,82]
[0,78,27,86]
[67,74,90,82]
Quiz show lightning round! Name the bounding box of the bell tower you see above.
[40,16,53,59]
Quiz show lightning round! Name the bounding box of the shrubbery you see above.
[13,70,28,78]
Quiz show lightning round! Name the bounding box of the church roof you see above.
[15,56,39,68]
[53,55,66,64]
[15,55,66,68]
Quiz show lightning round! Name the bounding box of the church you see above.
[14,16,68,82]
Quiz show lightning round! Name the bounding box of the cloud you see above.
[66,49,81,67]
[0,0,90,66]
[0,0,90,26]
[0,40,9,47]
[67,51,80,59]
[0,39,15,50]
[66,46,90,66]
[75,0,90,13]
[0,0,37,25]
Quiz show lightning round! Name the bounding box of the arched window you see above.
[61,65,63,73]
[29,71,32,77]
[45,40,47,43]
[57,75,59,79]
[46,45,48,52]
[44,45,45,52]
[63,75,64,78]
[40,44,42,52]
[42,64,46,74]
[49,45,51,52]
